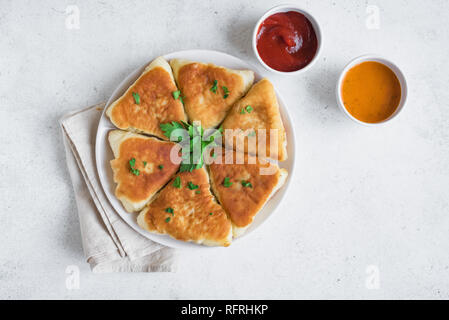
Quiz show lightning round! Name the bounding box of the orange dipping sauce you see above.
[341,61,401,123]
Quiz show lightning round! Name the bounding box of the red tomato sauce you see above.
[256,11,318,72]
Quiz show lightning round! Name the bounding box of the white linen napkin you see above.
[60,103,177,273]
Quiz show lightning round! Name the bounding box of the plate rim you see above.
[95,49,296,249]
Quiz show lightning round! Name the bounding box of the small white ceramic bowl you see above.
[336,55,408,126]
[252,4,322,75]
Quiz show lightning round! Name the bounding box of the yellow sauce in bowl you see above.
[341,61,401,123]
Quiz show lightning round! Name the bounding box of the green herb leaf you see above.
[209,212,213,215]
[132,92,140,105]
[245,105,253,113]
[158,164,164,170]
[165,207,174,214]
[129,158,140,176]
[223,177,233,188]
[181,120,190,129]
[172,90,185,105]
[210,80,218,93]
[187,181,199,190]
[172,90,181,100]
[173,176,181,188]
[143,161,147,167]
[240,108,245,114]
[165,217,171,223]
[180,162,196,172]
[160,121,221,173]
[195,190,201,194]
[160,121,186,140]
[241,180,253,188]
[222,86,230,99]
[179,162,196,173]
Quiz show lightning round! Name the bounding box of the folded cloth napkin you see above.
[60,103,177,273]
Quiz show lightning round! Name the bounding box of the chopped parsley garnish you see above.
[241,180,253,188]
[240,105,253,114]
[160,121,222,172]
[165,207,174,215]
[223,177,233,188]
[210,80,218,93]
[172,90,185,105]
[165,217,171,223]
[160,121,185,141]
[132,92,140,105]
[158,164,164,170]
[222,86,230,99]
[209,212,213,215]
[195,190,201,194]
[172,90,181,100]
[173,176,181,188]
[143,161,147,167]
[187,181,199,190]
[129,158,140,176]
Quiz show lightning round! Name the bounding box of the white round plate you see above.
[95,50,296,249]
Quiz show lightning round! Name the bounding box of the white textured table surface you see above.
[1,0,449,299]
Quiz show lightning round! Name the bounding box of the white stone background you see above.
[1,0,448,299]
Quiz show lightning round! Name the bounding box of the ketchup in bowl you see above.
[256,11,318,72]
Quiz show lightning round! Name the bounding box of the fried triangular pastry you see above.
[170,59,254,128]
[106,57,187,140]
[137,167,232,246]
[108,130,179,212]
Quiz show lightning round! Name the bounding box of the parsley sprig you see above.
[160,121,185,143]
[160,121,222,173]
